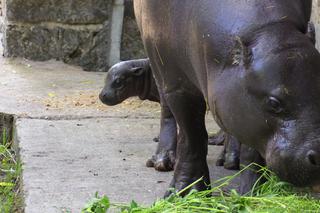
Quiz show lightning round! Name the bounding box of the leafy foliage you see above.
[83,164,320,213]
[0,130,22,212]
[82,192,110,213]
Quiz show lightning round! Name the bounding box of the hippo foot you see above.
[216,152,239,169]
[224,153,240,170]
[164,161,210,197]
[208,130,226,146]
[215,149,225,167]
[215,133,240,170]
[146,150,175,171]
[216,149,239,170]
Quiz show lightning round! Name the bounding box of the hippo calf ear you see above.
[306,22,316,45]
[232,36,253,68]
[130,67,145,76]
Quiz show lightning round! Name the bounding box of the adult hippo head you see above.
[134,0,320,194]
[99,59,153,106]
[213,25,320,188]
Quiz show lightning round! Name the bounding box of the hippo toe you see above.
[146,150,175,171]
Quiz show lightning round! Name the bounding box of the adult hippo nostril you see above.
[307,150,320,166]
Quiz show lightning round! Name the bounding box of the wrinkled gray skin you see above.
[99,59,241,171]
[134,0,320,195]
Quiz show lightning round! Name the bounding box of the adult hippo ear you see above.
[231,36,253,69]
[130,67,145,76]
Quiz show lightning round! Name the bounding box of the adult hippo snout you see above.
[268,147,320,187]
[266,123,320,187]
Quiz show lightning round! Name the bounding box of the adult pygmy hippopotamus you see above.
[99,59,241,171]
[134,0,320,195]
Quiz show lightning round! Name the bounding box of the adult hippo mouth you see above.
[266,142,320,188]
[264,118,320,188]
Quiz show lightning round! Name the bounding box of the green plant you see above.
[0,129,22,212]
[83,164,320,213]
[82,192,110,213]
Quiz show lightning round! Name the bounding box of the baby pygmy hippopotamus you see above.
[99,59,177,172]
[99,59,159,105]
[99,59,240,171]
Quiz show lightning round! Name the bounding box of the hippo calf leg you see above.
[239,144,266,195]
[146,94,177,171]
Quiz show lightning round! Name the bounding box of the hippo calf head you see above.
[214,25,320,187]
[99,59,150,106]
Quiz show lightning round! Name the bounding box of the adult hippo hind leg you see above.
[215,133,241,170]
[239,144,266,195]
[164,90,210,196]
[146,96,177,171]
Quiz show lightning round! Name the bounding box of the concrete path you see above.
[0,55,238,212]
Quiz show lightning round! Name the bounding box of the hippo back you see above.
[134,0,312,96]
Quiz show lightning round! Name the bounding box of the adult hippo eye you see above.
[266,97,283,114]
[112,78,123,89]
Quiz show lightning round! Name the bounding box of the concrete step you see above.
[16,117,237,212]
[16,117,170,212]
[0,55,236,212]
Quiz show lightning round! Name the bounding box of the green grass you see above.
[0,130,22,212]
[82,165,320,213]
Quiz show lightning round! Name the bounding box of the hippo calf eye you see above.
[112,78,123,89]
[266,97,283,114]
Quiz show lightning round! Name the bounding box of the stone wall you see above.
[2,0,113,71]
[312,0,320,50]
[1,1,320,71]
[120,0,146,60]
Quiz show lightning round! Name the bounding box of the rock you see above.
[4,0,112,24]
[2,0,112,71]
[3,23,110,71]
[120,2,146,60]
[312,0,320,50]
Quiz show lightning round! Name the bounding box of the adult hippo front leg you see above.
[146,94,177,171]
[164,90,210,196]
